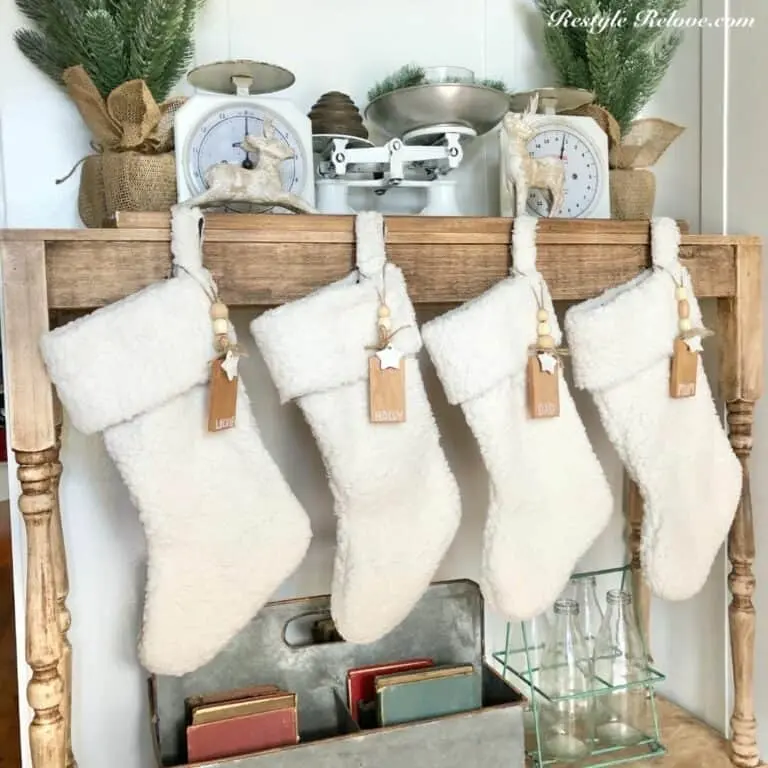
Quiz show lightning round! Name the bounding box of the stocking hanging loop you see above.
[355,211,388,280]
[510,216,538,277]
[650,217,682,276]
[171,204,217,298]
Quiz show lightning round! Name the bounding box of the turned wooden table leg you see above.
[2,241,66,768]
[726,402,758,768]
[718,242,763,768]
[17,449,66,768]
[625,475,652,661]
[50,412,75,768]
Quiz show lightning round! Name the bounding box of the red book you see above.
[347,658,433,724]
[186,707,298,763]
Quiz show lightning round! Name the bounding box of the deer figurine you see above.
[184,119,315,213]
[501,93,565,217]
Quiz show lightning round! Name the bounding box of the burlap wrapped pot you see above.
[609,168,656,220]
[563,105,684,220]
[78,154,107,230]
[62,66,183,227]
[610,117,684,219]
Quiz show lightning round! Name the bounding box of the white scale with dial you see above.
[174,59,315,210]
[501,87,610,218]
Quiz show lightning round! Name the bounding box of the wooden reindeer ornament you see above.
[502,93,565,217]
[185,119,316,213]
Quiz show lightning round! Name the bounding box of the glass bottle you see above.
[592,589,650,747]
[538,599,595,762]
[565,576,604,656]
[516,610,552,749]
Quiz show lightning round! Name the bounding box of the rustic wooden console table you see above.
[0,215,762,768]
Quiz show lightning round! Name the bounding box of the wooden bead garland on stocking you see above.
[368,297,407,424]
[207,299,241,432]
[669,281,713,399]
[526,291,569,419]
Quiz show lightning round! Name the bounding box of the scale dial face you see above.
[184,101,308,207]
[525,125,604,218]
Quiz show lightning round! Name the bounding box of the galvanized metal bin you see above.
[149,580,525,767]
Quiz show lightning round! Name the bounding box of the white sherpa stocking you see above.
[251,212,460,643]
[565,217,741,600]
[40,206,311,675]
[422,216,613,621]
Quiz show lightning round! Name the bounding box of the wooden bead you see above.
[210,301,229,320]
[212,318,229,335]
[377,305,391,318]
[538,335,555,349]
[215,334,229,353]
[378,317,392,331]
[678,299,690,319]
[675,286,687,301]
[536,309,549,322]
[679,318,692,332]
[537,322,551,337]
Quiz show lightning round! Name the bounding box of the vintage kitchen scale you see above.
[174,59,315,211]
[314,80,509,216]
[500,87,611,218]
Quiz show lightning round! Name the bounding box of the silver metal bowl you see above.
[187,59,295,95]
[365,83,510,142]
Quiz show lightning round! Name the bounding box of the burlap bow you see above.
[62,65,184,154]
[562,103,684,169]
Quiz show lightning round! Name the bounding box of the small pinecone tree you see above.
[15,0,206,102]
[535,0,687,135]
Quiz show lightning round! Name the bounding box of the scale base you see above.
[316,178,461,216]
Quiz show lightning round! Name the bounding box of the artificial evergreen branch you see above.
[367,64,426,102]
[367,63,507,103]
[534,0,686,135]
[14,0,205,101]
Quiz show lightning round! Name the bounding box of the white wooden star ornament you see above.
[537,352,558,374]
[684,335,703,354]
[376,344,403,370]
[220,349,240,381]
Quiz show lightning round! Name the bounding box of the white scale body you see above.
[315,134,465,216]
[500,113,610,219]
[174,93,315,209]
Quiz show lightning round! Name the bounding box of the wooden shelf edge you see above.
[0,215,761,248]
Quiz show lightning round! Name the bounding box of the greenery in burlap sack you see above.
[15,0,206,102]
[367,64,507,103]
[534,0,686,135]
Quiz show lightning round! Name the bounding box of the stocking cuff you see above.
[565,267,704,392]
[251,264,421,403]
[422,274,561,405]
[40,276,215,435]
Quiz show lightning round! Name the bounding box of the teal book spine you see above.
[377,672,482,727]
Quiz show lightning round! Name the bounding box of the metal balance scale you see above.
[314,80,509,216]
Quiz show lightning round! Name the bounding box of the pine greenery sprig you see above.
[14,0,205,102]
[535,0,687,135]
[367,64,426,102]
[367,64,507,103]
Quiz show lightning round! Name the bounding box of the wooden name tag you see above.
[527,354,560,419]
[208,357,238,432]
[369,356,406,423]
[670,338,697,398]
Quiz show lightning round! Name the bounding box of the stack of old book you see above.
[185,685,299,763]
[347,659,482,729]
